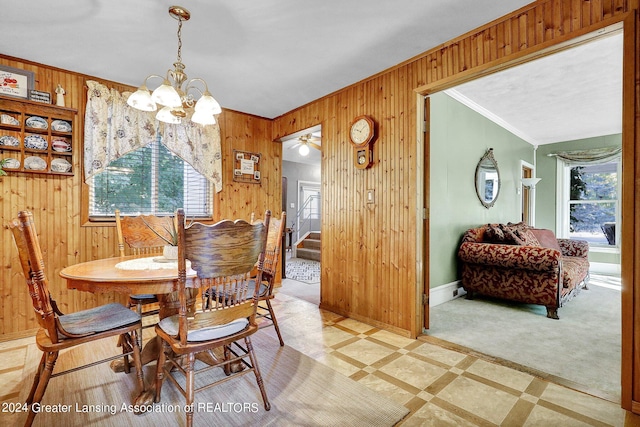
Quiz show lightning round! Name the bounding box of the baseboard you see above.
[590,262,621,276]
[430,280,466,307]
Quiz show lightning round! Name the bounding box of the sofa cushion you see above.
[485,224,506,243]
[499,224,525,245]
[462,227,485,244]
[513,228,541,247]
[562,256,590,289]
[530,228,562,252]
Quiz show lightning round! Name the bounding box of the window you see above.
[561,160,619,247]
[89,139,212,219]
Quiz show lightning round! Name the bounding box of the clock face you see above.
[350,116,373,146]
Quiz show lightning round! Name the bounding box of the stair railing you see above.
[294,194,321,255]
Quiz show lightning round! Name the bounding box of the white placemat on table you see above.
[115,256,192,272]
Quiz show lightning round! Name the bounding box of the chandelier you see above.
[126,5,221,126]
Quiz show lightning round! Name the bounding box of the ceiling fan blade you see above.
[288,142,301,150]
[308,141,322,151]
[308,136,321,142]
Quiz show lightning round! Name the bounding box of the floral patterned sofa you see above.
[457,222,590,319]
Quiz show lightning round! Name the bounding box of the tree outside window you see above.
[568,161,618,246]
[89,140,211,218]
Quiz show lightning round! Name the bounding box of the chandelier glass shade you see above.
[126,6,221,126]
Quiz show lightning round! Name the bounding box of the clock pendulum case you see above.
[349,115,375,169]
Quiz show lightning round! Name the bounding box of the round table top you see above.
[60,254,196,295]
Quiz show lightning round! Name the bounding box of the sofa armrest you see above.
[557,238,589,258]
[458,242,561,271]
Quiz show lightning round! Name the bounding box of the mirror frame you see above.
[475,148,501,209]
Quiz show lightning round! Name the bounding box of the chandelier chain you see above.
[176,17,183,64]
[127,5,220,125]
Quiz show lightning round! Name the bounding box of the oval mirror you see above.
[475,148,500,209]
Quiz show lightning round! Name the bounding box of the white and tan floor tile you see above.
[1,281,638,426]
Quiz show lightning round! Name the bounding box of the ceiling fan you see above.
[288,133,321,156]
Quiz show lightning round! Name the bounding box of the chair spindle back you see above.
[10,211,59,342]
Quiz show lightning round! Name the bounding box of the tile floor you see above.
[1,279,638,426]
[272,279,635,426]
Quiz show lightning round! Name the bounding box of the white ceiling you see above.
[1,1,621,161]
[447,30,623,146]
[1,0,531,119]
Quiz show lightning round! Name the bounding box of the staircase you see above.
[296,232,321,261]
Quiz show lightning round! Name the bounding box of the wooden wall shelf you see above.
[0,96,76,176]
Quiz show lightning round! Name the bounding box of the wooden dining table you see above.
[60,254,198,366]
[60,254,240,406]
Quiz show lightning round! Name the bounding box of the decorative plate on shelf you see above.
[51,158,72,173]
[24,156,47,171]
[24,135,48,150]
[25,116,48,130]
[2,157,20,169]
[0,114,19,125]
[0,135,19,147]
[52,138,71,152]
[51,120,72,132]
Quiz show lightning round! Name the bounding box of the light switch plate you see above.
[367,189,375,204]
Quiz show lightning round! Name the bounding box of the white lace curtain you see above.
[84,80,222,192]
[547,146,621,165]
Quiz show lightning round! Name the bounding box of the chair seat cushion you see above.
[130,294,157,301]
[58,303,141,336]
[248,279,269,298]
[158,315,249,342]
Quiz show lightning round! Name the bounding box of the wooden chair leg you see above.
[245,337,270,411]
[154,343,167,403]
[26,353,46,405]
[265,299,284,346]
[125,332,145,391]
[185,353,196,427]
[119,334,132,374]
[223,345,231,376]
[26,351,59,427]
[135,302,143,348]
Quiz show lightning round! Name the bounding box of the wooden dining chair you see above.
[9,210,144,427]
[251,211,287,346]
[115,209,170,345]
[154,209,271,427]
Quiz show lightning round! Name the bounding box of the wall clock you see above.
[349,115,375,169]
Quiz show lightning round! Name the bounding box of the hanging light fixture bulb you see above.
[298,144,310,156]
[126,6,221,126]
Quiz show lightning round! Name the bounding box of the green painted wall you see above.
[536,134,622,265]
[429,92,532,288]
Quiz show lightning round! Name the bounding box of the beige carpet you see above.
[12,333,408,426]
[428,275,621,402]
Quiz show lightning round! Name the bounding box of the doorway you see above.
[279,125,322,305]
[521,161,534,225]
[419,27,624,402]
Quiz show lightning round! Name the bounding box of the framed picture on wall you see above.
[0,65,34,99]
[233,150,262,184]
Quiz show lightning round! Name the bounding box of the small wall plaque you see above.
[29,90,51,104]
[233,150,261,184]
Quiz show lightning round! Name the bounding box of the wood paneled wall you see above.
[0,57,278,338]
[273,0,638,372]
[3,0,640,413]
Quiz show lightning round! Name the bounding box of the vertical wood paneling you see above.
[0,57,279,337]
[3,8,639,405]
[273,0,636,340]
